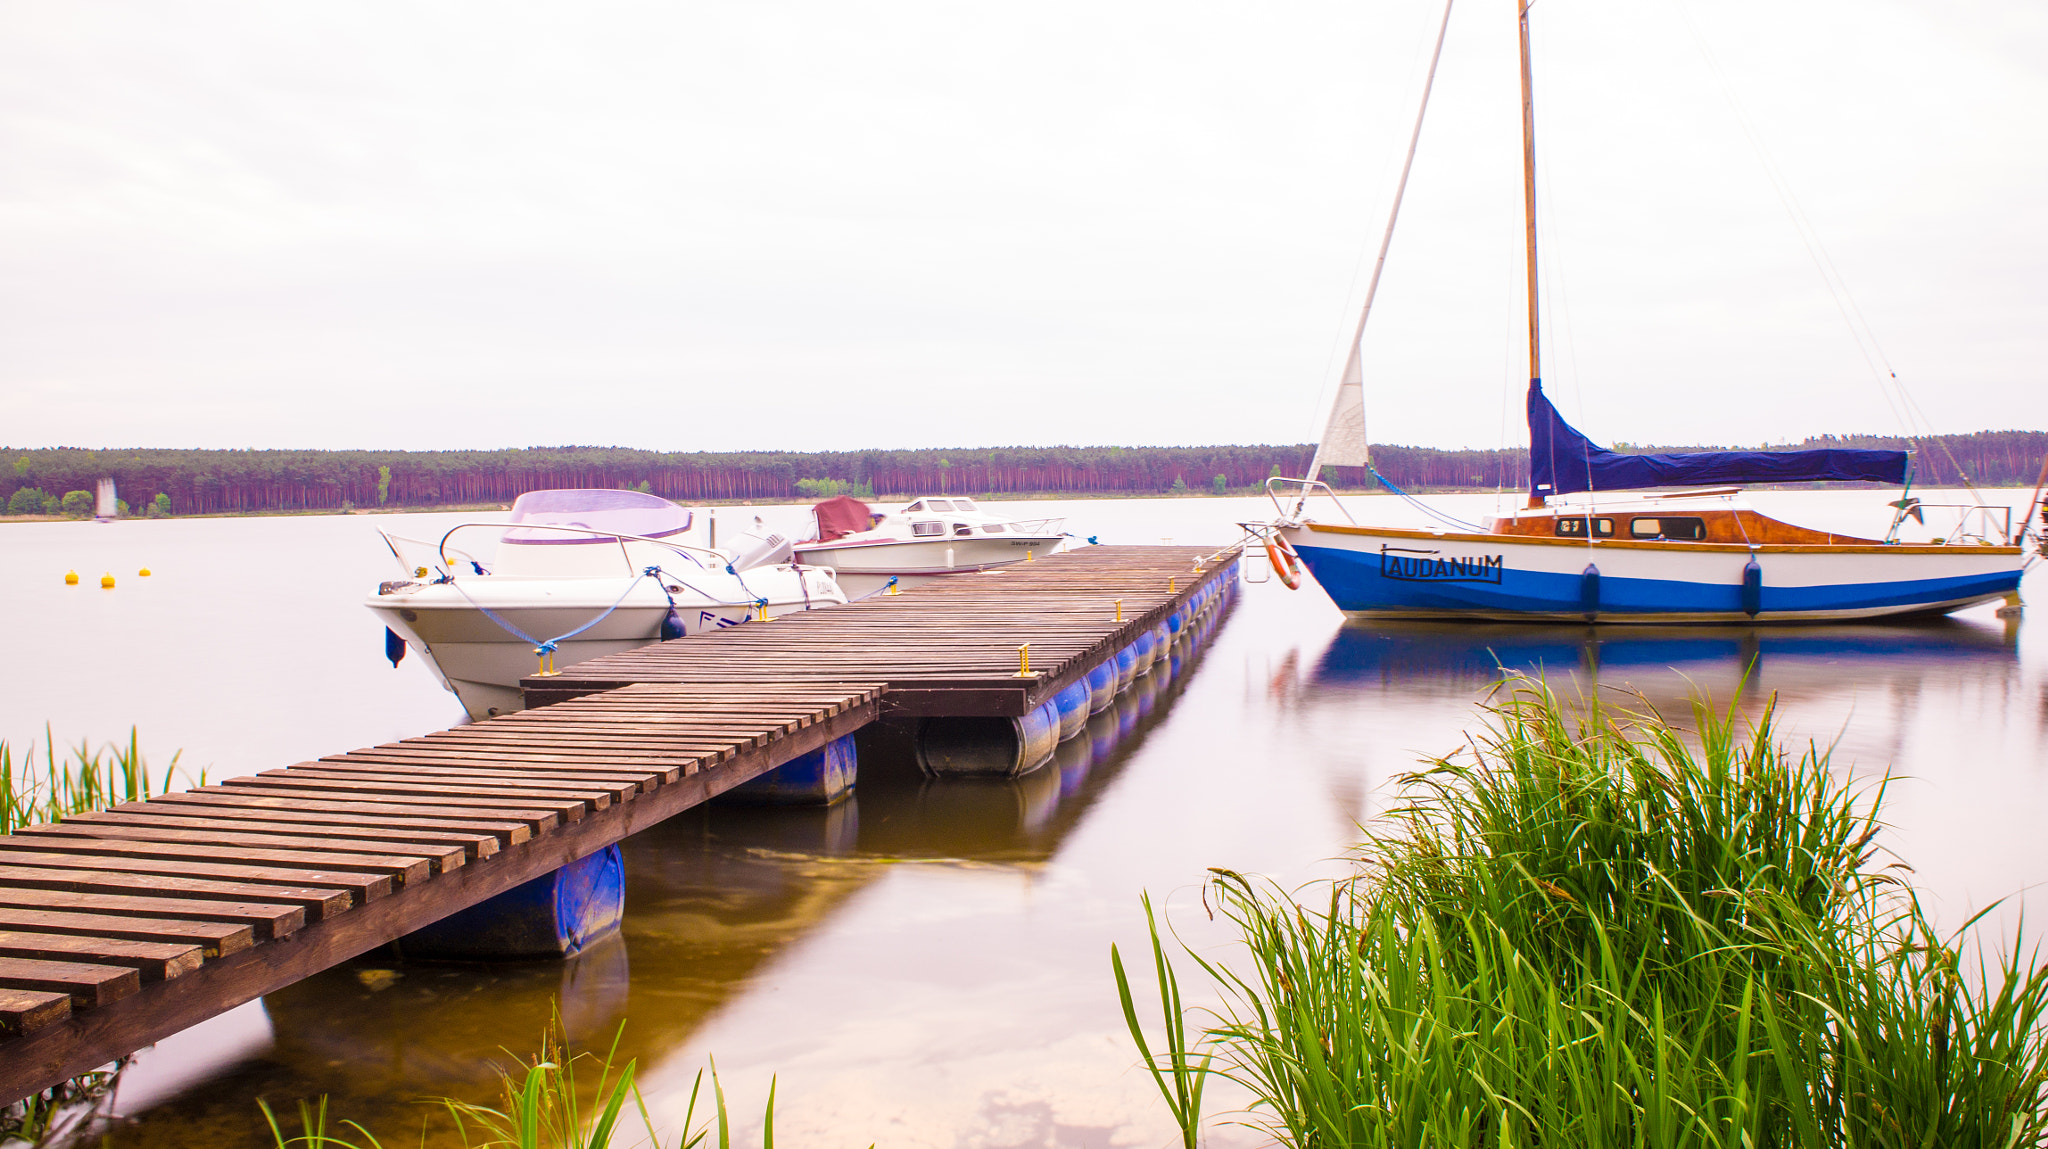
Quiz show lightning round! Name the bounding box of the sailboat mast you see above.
[1519,1,1540,380]
[1519,0,1544,506]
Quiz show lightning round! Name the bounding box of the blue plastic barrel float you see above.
[724,733,857,805]
[1085,660,1117,714]
[1052,679,1091,743]
[1132,628,1157,674]
[915,698,1061,777]
[401,844,624,960]
[1113,644,1139,693]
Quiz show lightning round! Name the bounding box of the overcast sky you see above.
[2,0,2042,453]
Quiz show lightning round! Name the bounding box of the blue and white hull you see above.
[1280,522,2026,623]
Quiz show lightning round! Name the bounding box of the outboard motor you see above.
[726,530,794,572]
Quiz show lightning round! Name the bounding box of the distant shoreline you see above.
[1,483,2031,525]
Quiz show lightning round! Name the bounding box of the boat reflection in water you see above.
[1311,617,2020,713]
[104,603,1230,1149]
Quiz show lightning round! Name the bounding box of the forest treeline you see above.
[2,431,2043,516]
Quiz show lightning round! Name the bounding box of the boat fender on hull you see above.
[1580,564,1600,621]
[1742,558,1764,618]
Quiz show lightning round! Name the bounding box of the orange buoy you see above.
[100,572,116,589]
[64,570,79,585]
[138,568,152,577]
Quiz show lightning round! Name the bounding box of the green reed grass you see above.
[261,1015,792,1149]
[1118,681,2048,1147]
[0,727,195,835]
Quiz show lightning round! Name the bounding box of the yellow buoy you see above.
[64,570,79,585]
[138,568,152,577]
[100,573,115,589]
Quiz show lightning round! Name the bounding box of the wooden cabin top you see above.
[1491,504,1883,547]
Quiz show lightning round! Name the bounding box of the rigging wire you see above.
[1670,0,1980,499]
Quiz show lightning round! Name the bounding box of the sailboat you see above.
[1267,0,2033,624]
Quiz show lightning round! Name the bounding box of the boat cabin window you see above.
[926,499,955,511]
[1629,516,1707,541]
[954,499,977,510]
[905,501,924,512]
[1554,516,1614,538]
[983,522,1005,533]
[953,522,974,536]
[911,520,944,537]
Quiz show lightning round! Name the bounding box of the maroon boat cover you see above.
[810,495,875,542]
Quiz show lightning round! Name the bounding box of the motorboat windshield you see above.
[502,489,692,545]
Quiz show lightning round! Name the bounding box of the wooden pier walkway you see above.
[526,545,1235,716]
[0,545,1237,1104]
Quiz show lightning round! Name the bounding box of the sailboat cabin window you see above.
[905,501,925,512]
[1629,517,1707,540]
[1554,516,1614,538]
[926,499,955,511]
[983,522,1005,532]
[911,520,945,537]
[954,499,977,510]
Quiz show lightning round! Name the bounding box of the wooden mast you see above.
[1520,0,1545,507]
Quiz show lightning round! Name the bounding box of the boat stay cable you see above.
[1670,0,1980,501]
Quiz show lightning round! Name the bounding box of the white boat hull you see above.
[1279,521,2026,623]
[368,569,843,719]
[793,535,1065,597]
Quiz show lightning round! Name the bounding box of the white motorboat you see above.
[789,495,1069,597]
[368,489,846,720]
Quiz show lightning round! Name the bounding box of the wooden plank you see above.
[15,823,467,875]
[0,836,433,886]
[0,851,392,903]
[251,768,644,802]
[134,792,560,836]
[0,908,252,956]
[214,777,611,815]
[87,806,518,853]
[0,932,203,982]
[0,888,301,940]
[0,865,352,920]
[0,957,141,1008]
[0,989,69,1038]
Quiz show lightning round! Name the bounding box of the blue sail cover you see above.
[1527,381,1907,497]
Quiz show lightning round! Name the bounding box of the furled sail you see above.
[1313,345,1372,471]
[1528,381,1908,497]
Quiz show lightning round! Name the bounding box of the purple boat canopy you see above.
[1528,380,1908,498]
[502,489,692,544]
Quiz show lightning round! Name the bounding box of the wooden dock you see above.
[0,545,1237,1104]
[526,545,1235,717]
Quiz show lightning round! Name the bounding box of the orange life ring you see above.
[1266,536,1303,590]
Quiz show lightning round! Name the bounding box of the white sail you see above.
[1316,344,1371,469]
[94,477,117,521]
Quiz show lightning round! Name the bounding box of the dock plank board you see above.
[0,908,253,956]
[0,932,203,981]
[0,887,304,939]
[0,989,70,1037]
[0,957,142,1008]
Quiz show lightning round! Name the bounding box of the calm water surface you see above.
[2,491,2042,1148]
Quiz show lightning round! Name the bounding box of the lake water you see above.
[2,489,2043,1148]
